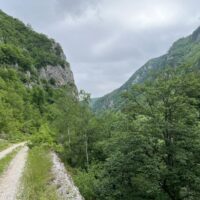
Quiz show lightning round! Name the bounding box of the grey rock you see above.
[39,64,75,87]
[51,152,84,200]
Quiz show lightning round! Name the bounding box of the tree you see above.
[95,68,200,200]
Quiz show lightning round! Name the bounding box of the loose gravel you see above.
[51,152,84,200]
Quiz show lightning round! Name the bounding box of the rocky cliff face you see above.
[37,41,77,91]
[39,64,75,87]
[0,10,77,94]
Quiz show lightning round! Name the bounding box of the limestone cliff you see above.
[39,64,74,87]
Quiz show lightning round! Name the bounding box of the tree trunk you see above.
[85,134,89,169]
[68,128,71,151]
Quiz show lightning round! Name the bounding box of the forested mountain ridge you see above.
[0,10,76,91]
[92,26,200,111]
[0,10,86,199]
[0,10,78,140]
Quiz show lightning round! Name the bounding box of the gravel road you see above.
[0,142,26,160]
[0,146,28,200]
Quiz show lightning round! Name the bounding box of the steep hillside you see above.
[92,26,200,111]
[0,10,77,139]
[0,10,76,91]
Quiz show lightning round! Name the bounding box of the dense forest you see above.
[1,9,200,200]
[64,66,200,200]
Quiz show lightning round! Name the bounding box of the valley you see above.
[0,7,200,200]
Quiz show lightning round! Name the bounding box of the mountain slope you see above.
[0,10,77,139]
[0,10,76,91]
[92,26,200,111]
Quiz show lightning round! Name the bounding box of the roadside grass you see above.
[0,147,21,175]
[0,140,10,151]
[18,147,58,200]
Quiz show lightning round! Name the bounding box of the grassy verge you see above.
[0,140,10,151]
[0,147,20,175]
[18,147,58,200]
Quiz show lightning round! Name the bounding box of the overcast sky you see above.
[0,0,200,97]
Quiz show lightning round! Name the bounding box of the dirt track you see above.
[0,142,26,160]
[0,146,28,200]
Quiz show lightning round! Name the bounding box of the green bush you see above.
[29,124,54,148]
[73,168,97,200]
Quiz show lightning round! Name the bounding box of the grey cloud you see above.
[0,0,58,28]
[0,0,100,29]
[55,0,100,17]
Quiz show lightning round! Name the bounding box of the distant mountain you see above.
[92,26,200,111]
